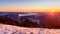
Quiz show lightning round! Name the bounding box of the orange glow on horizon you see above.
[0,8,60,12]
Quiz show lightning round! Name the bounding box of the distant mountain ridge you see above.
[0,12,60,29]
[0,12,41,28]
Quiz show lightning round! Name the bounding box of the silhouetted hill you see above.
[39,13,60,29]
[0,16,40,28]
[19,18,40,28]
[0,16,20,26]
[0,12,60,29]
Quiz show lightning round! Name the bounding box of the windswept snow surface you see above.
[0,24,60,34]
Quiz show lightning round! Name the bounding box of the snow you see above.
[0,23,60,34]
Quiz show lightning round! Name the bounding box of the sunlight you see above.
[47,9,56,18]
[51,9,55,12]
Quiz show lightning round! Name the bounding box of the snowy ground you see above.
[0,24,60,34]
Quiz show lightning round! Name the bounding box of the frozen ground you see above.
[0,23,60,34]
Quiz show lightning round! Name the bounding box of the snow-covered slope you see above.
[0,23,60,34]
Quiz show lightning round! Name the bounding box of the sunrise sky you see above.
[0,0,60,12]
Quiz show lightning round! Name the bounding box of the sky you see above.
[0,0,60,12]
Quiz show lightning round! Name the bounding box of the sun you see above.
[48,9,56,17]
[51,9,55,12]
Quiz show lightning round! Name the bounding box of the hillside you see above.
[0,12,60,29]
[0,23,60,34]
[0,16,40,28]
